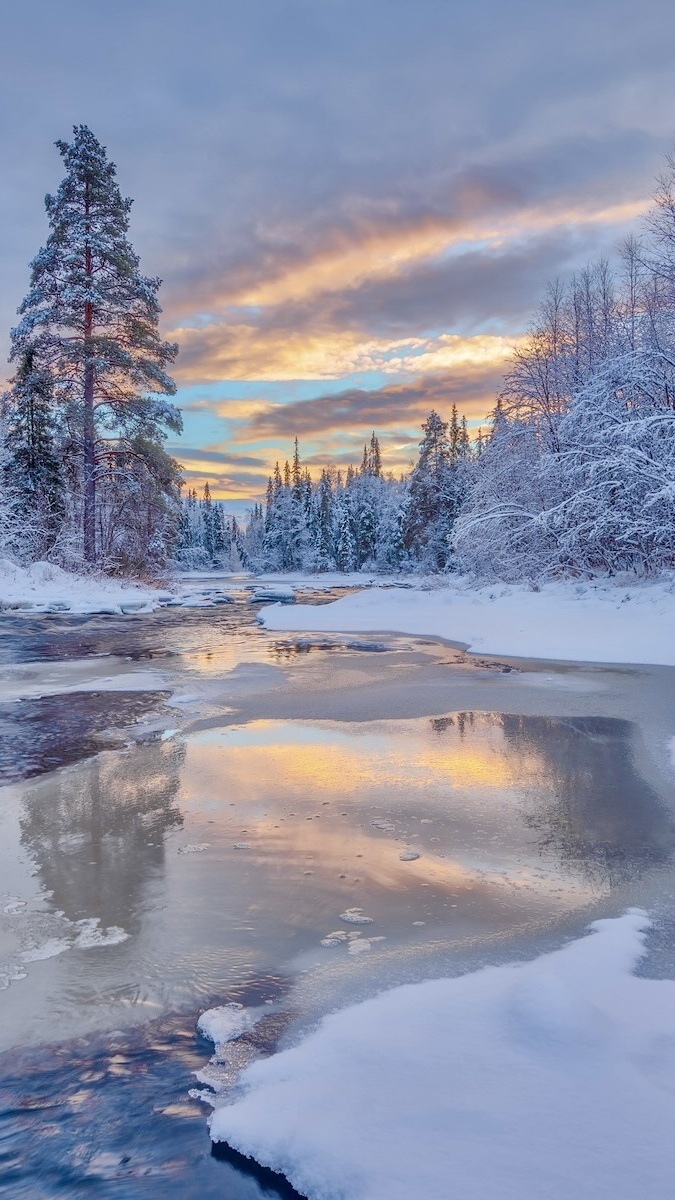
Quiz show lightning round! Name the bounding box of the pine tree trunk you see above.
[82,180,96,564]
[83,355,96,563]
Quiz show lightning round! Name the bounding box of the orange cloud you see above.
[173,326,522,385]
[169,194,645,385]
[185,195,649,316]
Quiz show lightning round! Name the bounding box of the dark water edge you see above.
[211,1145,308,1199]
[0,986,306,1200]
[0,691,170,785]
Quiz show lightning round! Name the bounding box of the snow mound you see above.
[259,576,675,666]
[0,559,168,616]
[209,910,675,1200]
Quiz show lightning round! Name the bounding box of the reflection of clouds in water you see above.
[184,714,535,800]
[180,713,675,902]
[176,710,658,907]
[19,743,185,933]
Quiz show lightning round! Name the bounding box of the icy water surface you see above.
[1,582,675,1197]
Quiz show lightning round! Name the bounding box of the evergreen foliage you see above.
[200,420,475,576]
[6,125,181,571]
[3,348,65,557]
[175,484,238,569]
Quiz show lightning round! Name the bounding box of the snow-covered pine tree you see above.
[334,489,356,571]
[368,431,382,477]
[289,438,310,567]
[3,347,64,557]
[10,125,181,568]
[312,469,335,569]
[403,410,458,570]
[0,393,30,562]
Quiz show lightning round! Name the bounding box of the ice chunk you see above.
[347,939,371,955]
[73,919,129,948]
[198,1003,261,1049]
[21,938,70,961]
[320,931,349,947]
[339,908,374,925]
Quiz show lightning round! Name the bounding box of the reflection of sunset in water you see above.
[182,714,542,801]
[175,714,656,912]
[5,697,673,1056]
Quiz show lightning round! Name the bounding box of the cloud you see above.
[1,0,675,490]
[168,200,646,385]
[171,445,267,469]
[230,368,503,440]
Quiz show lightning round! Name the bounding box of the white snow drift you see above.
[260,576,675,666]
[208,910,675,1200]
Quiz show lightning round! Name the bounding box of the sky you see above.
[2,0,675,512]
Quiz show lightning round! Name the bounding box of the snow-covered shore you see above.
[208,911,675,1200]
[0,559,170,615]
[260,575,675,667]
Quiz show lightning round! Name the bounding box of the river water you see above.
[2,579,675,1197]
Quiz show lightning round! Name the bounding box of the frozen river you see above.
[2,581,675,1197]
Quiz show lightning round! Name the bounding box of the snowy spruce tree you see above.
[9,125,181,570]
[403,410,464,570]
[3,347,65,557]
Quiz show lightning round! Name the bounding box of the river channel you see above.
[2,578,675,1197]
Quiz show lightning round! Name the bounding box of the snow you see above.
[209,910,675,1200]
[260,576,675,666]
[249,583,296,603]
[197,1003,262,1050]
[0,559,169,616]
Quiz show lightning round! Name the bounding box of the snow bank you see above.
[0,559,169,615]
[210,911,675,1200]
[260,576,675,666]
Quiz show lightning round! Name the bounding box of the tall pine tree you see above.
[10,125,181,566]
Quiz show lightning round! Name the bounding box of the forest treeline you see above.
[176,415,478,573]
[4,127,675,580]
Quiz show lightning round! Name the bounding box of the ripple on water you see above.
[0,975,302,1200]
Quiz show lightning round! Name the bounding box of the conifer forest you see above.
[5,126,675,581]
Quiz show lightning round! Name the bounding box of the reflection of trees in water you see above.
[500,714,675,883]
[430,711,675,888]
[20,742,184,931]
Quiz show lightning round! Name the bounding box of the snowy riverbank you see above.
[208,910,675,1200]
[0,560,170,615]
[260,575,675,667]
